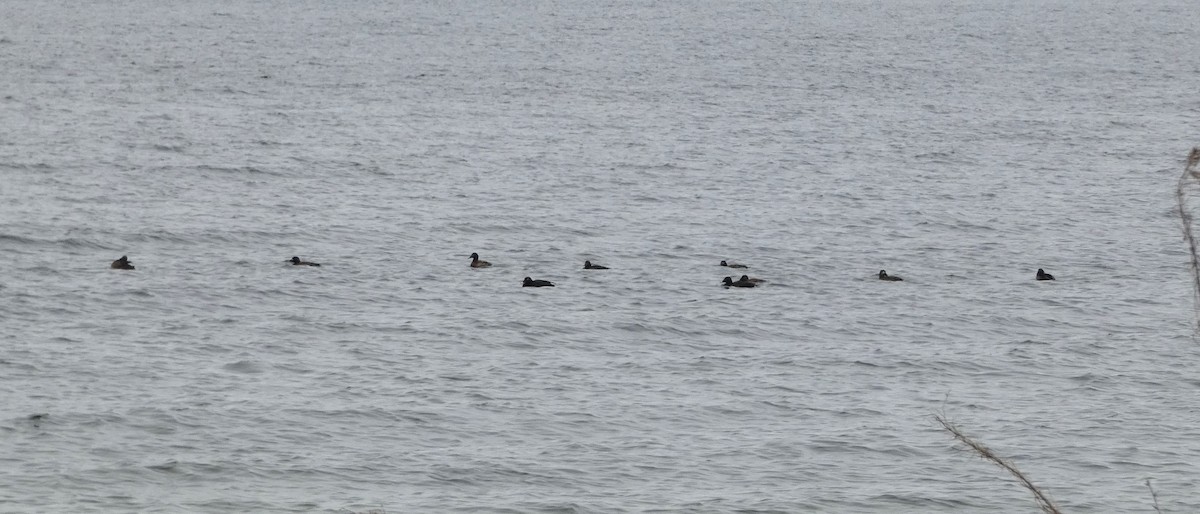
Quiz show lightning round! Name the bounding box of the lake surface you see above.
[3,0,1200,512]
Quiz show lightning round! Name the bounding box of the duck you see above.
[289,256,321,267]
[583,260,609,270]
[470,252,491,268]
[878,270,903,281]
[110,255,135,270]
[523,277,554,287]
[1036,268,1055,281]
[722,276,756,288]
[720,260,749,269]
[739,274,765,284]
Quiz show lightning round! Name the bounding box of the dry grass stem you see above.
[935,414,1062,514]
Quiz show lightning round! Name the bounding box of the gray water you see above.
[3,0,1200,512]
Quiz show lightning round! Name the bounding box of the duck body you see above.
[110,256,135,270]
[1036,268,1055,281]
[720,260,748,269]
[878,270,902,281]
[523,277,554,287]
[739,274,765,284]
[583,260,609,270]
[722,276,756,288]
[470,252,491,268]
[290,256,321,267]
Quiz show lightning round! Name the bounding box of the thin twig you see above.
[1146,478,1162,514]
[1176,147,1200,329]
[935,414,1062,514]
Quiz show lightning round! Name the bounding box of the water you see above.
[3,0,1200,512]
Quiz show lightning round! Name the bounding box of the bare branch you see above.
[935,414,1062,514]
[1176,147,1200,329]
[1146,478,1162,514]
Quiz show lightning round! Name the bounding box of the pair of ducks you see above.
[722,275,764,288]
[114,255,322,269]
[110,256,135,270]
[471,253,609,288]
[475,253,614,269]
[875,269,1055,281]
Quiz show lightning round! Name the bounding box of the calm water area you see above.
[3,0,1200,512]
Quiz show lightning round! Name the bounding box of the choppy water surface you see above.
[3,0,1200,512]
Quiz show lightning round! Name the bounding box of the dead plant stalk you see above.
[935,415,1062,514]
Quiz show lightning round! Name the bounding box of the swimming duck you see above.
[110,255,135,270]
[470,252,491,268]
[583,260,609,270]
[289,256,321,267]
[878,270,903,281]
[739,274,765,284]
[1036,268,1055,281]
[523,277,554,287]
[720,260,749,269]
[722,276,756,288]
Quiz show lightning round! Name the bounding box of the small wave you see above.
[0,233,116,251]
[0,360,38,372]
[146,460,178,472]
[217,86,260,95]
[61,237,118,249]
[152,143,187,153]
[0,234,38,245]
[222,360,263,373]
[195,165,280,176]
